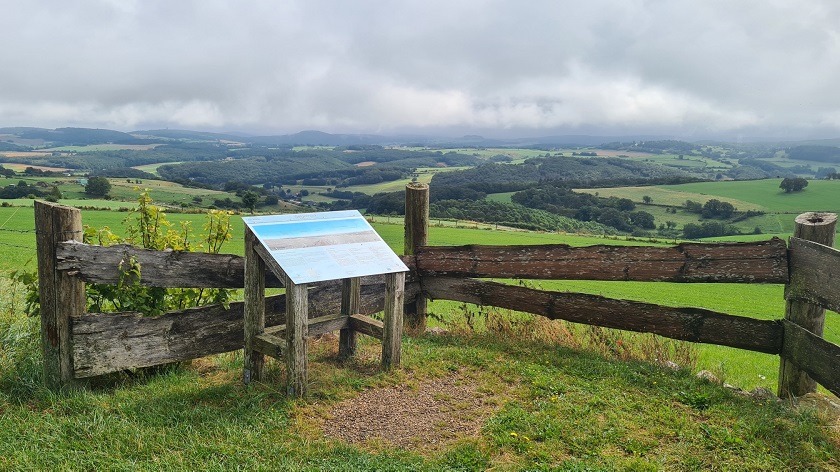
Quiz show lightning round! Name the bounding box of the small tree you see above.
[780,177,808,193]
[684,200,703,213]
[241,191,260,213]
[85,176,111,197]
[628,211,655,229]
[642,195,652,204]
[701,199,735,219]
[45,185,62,203]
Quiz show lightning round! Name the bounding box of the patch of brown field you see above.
[0,162,68,172]
[0,152,52,158]
[355,161,376,167]
[320,371,509,451]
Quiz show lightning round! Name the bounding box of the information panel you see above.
[243,210,409,284]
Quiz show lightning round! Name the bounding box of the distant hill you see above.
[4,125,840,152]
[0,127,150,147]
[247,130,393,146]
[431,155,693,192]
[134,129,251,142]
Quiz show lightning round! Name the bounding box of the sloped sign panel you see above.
[243,210,408,284]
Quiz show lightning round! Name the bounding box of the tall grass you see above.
[0,277,43,402]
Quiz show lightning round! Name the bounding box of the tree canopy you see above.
[780,177,808,193]
[85,176,111,197]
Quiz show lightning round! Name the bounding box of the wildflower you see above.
[509,432,518,438]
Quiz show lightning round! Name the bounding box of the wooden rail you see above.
[414,238,789,283]
[72,277,420,377]
[785,237,840,314]
[781,320,840,397]
[422,277,784,354]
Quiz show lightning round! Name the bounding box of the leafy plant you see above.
[84,190,235,316]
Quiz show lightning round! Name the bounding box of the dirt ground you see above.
[321,371,505,450]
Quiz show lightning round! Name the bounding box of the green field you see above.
[2,176,231,210]
[132,162,181,176]
[657,179,840,213]
[575,186,762,211]
[577,179,840,214]
[574,179,840,235]
[485,192,515,203]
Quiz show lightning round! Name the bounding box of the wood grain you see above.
[414,239,788,283]
[72,280,420,378]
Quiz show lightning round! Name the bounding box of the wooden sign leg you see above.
[286,280,309,397]
[339,277,360,359]
[243,227,265,384]
[382,272,405,370]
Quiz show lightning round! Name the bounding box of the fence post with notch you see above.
[778,212,837,398]
[34,201,85,390]
[404,182,429,334]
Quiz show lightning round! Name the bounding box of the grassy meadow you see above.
[131,161,182,176]
[579,179,840,214]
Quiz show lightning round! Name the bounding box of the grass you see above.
[576,179,840,214]
[657,179,840,213]
[0,328,836,469]
[575,186,762,211]
[131,162,181,176]
[485,191,515,203]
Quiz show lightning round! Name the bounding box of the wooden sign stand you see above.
[242,226,405,397]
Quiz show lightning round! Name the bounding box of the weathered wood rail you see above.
[414,238,789,283]
[35,193,840,400]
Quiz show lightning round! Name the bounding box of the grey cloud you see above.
[1,0,840,138]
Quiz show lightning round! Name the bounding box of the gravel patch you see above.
[322,372,498,450]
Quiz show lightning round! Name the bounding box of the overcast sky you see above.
[2,0,840,139]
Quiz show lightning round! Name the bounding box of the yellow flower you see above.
[509,432,518,438]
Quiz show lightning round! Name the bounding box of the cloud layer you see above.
[2,0,840,138]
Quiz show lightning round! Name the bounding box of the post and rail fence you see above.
[34,185,840,398]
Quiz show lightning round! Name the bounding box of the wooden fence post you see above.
[778,212,838,398]
[34,201,85,389]
[404,182,429,334]
[243,226,265,384]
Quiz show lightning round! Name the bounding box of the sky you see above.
[2,0,840,140]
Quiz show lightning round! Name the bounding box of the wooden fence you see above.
[35,187,840,399]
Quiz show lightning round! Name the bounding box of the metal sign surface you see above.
[243,210,408,284]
